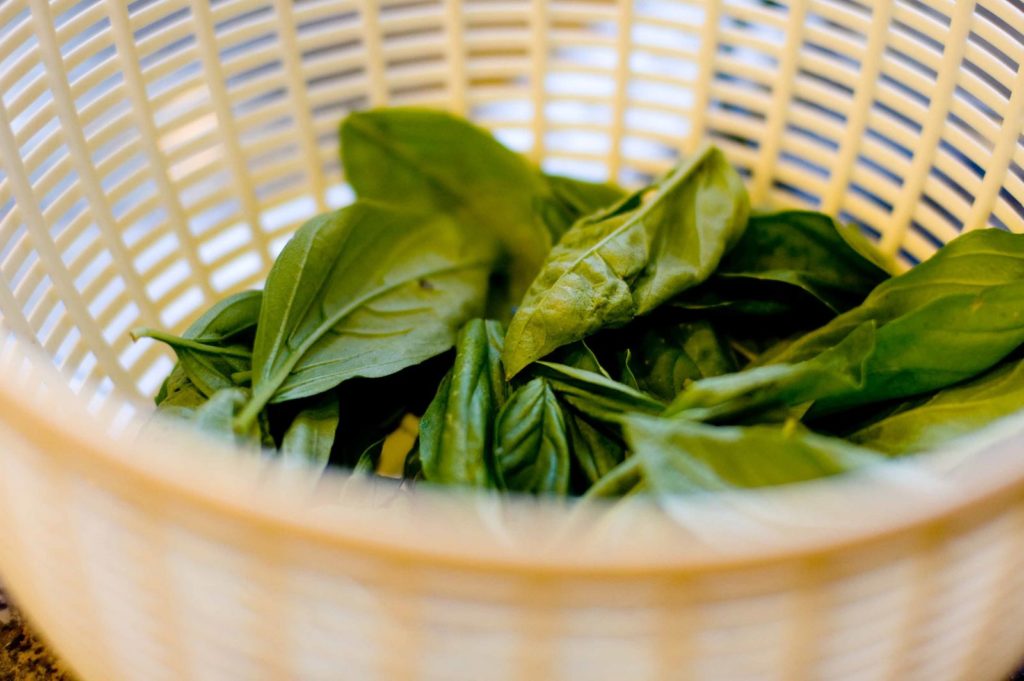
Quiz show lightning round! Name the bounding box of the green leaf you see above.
[280,392,340,471]
[240,202,494,428]
[563,406,626,486]
[493,378,571,495]
[193,387,263,447]
[669,272,1024,422]
[764,229,1024,366]
[540,173,627,240]
[811,278,1024,414]
[136,291,261,398]
[156,363,207,411]
[613,318,737,401]
[419,319,507,488]
[699,210,890,314]
[850,354,1024,455]
[624,416,885,493]
[503,145,749,377]
[665,323,875,423]
[341,108,574,299]
[580,456,643,499]
[533,361,666,421]
[353,439,384,476]
[617,349,642,391]
[555,339,612,377]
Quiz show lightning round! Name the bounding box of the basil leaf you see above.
[765,229,1024,366]
[419,319,507,488]
[281,392,340,471]
[541,173,627,240]
[617,349,642,391]
[665,323,874,423]
[563,406,626,486]
[811,278,1024,414]
[581,456,643,499]
[156,363,206,411]
[624,416,885,493]
[605,317,737,401]
[850,354,1024,455]
[534,361,665,420]
[193,387,263,447]
[240,202,495,429]
[503,145,749,377]
[555,339,612,377]
[494,378,571,495]
[701,210,890,314]
[342,109,571,298]
[135,291,261,398]
[355,442,384,475]
[670,274,1024,421]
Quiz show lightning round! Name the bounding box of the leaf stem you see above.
[131,328,253,358]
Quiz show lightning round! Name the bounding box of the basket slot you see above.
[959,52,1015,121]
[772,157,829,200]
[197,224,257,271]
[130,234,181,293]
[624,94,691,119]
[295,25,365,65]
[18,118,62,173]
[378,3,446,35]
[798,49,861,95]
[39,184,85,237]
[381,36,448,65]
[126,1,183,37]
[716,27,784,62]
[548,59,612,79]
[246,145,303,183]
[463,28,532,52]
[631,40,700,64]
[60,22,113,76]
[220,51,284,94]
[86,113,138,171]
[463,1,530,25]
[3,65,49,125]
[807,0,871,33]
[714,53,777,92]
[0,2,26,29]
[154,282,204,328]
[292,1,357,26]
[140,48,204,102]
[135,13,196,70]
[871,83,926,143]
[210,0,271,26]
[964,30,1018,87]
[465,54,531,80]
[933,135,988,203]
[306,79,373,119]
[388,89,449,109]
[994,165,1024,230]
[301,48,372,86]
[548,29,617,50]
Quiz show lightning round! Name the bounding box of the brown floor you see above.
[1,610,72,681]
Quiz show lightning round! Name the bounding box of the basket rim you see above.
[4,330,1024,575]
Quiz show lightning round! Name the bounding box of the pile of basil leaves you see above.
[137,108,1024,499]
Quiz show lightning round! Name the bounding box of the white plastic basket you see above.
[1,1,1024,679]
